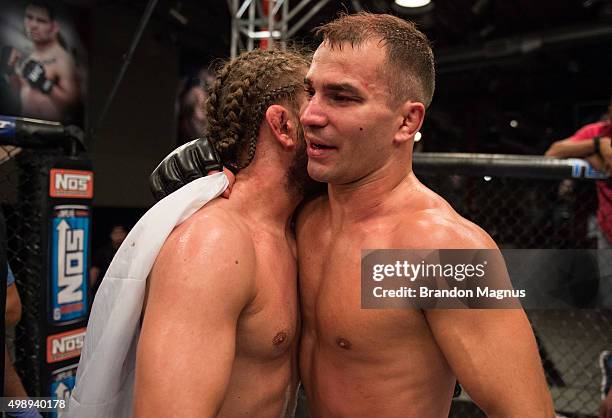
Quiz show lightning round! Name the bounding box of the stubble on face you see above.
[286,122,326,199]
[302,41,402,186]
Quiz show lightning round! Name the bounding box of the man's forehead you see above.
[25,5,51,20]
[306,40,388,90]
[312,40,366,62]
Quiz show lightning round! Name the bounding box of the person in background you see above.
[545,95,612,248]
[545,95,612,309]
[90,225,128,298]
[4,264,41,418]
[5,265,20,328]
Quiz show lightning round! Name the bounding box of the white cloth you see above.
[64,173,228,418]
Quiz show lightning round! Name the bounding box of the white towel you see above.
[64,173,228,418]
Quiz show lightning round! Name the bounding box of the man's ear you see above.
[394,101,425,145]
[51,22,60,38]
[265,104,297,150]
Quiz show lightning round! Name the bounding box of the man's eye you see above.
[304,88,315,99]
[332,95,352,102]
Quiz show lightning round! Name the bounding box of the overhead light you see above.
[392,0,434,17]
[395,0,432,8]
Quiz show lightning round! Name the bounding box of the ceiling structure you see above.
[94,0,612,153]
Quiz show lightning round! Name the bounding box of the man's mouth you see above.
[307,140,336,157]
[310,142,334,150]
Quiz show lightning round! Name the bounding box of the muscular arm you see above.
[134,214,256,417]
[545,136,612,159]
[4,347,27,397]
[5,284,22,327]
[424,228,553,417]
[585,154,605,172]
[545,137,596,158]
[49,56,79,108]
[427,309,552,417]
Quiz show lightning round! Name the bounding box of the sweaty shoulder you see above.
[396,188,497,250]
[48,46,76,78]
[152,202,257,293]
[52,46,74,65]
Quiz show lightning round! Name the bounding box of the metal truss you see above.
[227,0,331,58]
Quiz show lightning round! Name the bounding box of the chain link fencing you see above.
[0,144,46,394]
[414,153,612,418]
[0,117,90,407]
[2,142,610,415]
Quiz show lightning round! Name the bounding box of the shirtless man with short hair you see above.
[149,13,554,417]
[296,13,554,417]
[12,2,79,121]
[134,49,311,417]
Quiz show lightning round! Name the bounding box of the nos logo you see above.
[50,169,93,198]
[56,174,89,191]
[47,328,86,363]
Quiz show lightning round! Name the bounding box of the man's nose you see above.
[300,97,327,128]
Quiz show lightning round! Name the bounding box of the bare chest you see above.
[299,229,431,354]
[30,52,61,81]
[237,239,299,360]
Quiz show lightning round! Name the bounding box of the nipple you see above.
[273,331,288,346]
[336,337,352,350]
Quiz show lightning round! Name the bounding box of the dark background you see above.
[59,0,612,247]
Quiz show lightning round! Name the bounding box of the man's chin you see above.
[306,164,331,183]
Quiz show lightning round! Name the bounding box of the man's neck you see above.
[327,160,418,226]
[33,40,56,55]
[229,168,302,233]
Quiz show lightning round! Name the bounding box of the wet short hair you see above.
[206,49,309,172]
[314,12,435,107]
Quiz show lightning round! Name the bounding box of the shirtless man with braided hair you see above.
[133,49,312,417]
[148,13,553,418]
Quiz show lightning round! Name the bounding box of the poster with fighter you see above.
[0,1,88,127]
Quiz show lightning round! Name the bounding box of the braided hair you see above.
[206,49,309,172]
